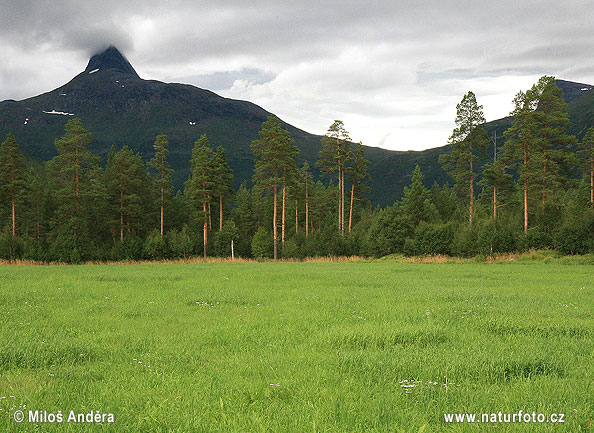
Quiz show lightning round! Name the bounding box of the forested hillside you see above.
[1,75,592,262]
[1,46,592,206]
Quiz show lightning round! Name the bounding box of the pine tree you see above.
[504,89,539,232]
[148,134,173,237]
[439,92,488,226]
[187,134,214,259]
[211,146,234,231]
[105,146,148,242]
[21,168,46,242]
[317,120,351,235]
[401,165,435,226]
[301,162,314,238]
[345,142,370,233]
[0,133,26,238]
[480,157,513,220]
[281,152,298,253]
[251,115,298,260]
[578,127,594,204]
[288,166,304,235]
[531,76,577,211]
[46,119,100,258]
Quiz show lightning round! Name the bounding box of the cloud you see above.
[0,0,593,150]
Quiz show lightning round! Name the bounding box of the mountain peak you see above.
[84,45,139,78]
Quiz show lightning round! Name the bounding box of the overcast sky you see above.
[1,0,592,151]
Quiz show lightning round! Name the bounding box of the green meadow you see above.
[0,261,592,432]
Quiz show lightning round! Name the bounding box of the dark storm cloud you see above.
[0,0,592,149]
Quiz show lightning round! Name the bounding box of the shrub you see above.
[167,225,194,258]
[0,230,23,260]
[364,207,412,257]
[144,229,169,260]
[111,237,144,261]
[251,227,273,259]
[554,211,594,255]
[413,222,454,255]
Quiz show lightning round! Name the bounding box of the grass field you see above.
[0,261,592,432]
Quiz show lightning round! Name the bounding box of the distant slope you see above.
[0,46,592,206]
[0,46,396,198]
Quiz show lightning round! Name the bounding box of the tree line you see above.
[0,75,592,261]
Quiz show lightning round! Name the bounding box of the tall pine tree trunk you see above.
[337,164,342,234]
[120,190,124,241]
[75,146,80,215]
[295,199,298,234]
[305,180,309,238]
[524,143,529,232]
[160,184,164,237]
[469,156,474,226]
[341,168,345,235]
[282,182,286,252]
[203,200,208,259]
[493,185,497,220]
[11,197,16,239]
[208,201,212,230]
[219,193,223,231]
[10,168,15,238]
[273,179,278,260]
[349,183,354,233]
[542,154,547,212]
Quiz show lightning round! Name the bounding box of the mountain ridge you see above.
[0,46,592,205]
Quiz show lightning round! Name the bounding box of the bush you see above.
[21,237,45,262]
[211,220,240,257]
[364,207,412,257]
[167,225,194,258]
[475,220,518,256]
[0,231,23,260]
[111,237,144,261]
[554,211,594,255]
[282,238,302,259]
[452,224,477,257]
[522,228,553,251]
[413,222,454,255]
[144,229,169,260]
[251,227,273,259]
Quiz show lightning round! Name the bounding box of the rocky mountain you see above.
[0,46,592,205]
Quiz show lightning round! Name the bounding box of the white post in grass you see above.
[231,239,234,260]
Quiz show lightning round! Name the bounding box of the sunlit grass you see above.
[0,262,592,432]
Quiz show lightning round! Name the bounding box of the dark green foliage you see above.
[251,115,299,259]
[111,236,145,261]
[211,220,239,257]
[1,46,590,209]
[105,145,152,241]
[0,133,26,237]
[364,206,412,257]
[410,222,455,256]
[148,134,174,236]
[577,127,594,203]
[144,229,169,260]
[439,91,488,225]
[46,119,102,260]
[1,72,591,262]
[186,134,215,258]
[166,225,194,259]
[401,165,439,226]
[0,230,23,260]
[251,227,273,259]
[211,146,234,231]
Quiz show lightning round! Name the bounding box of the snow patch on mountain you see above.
[43,110,75,116]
